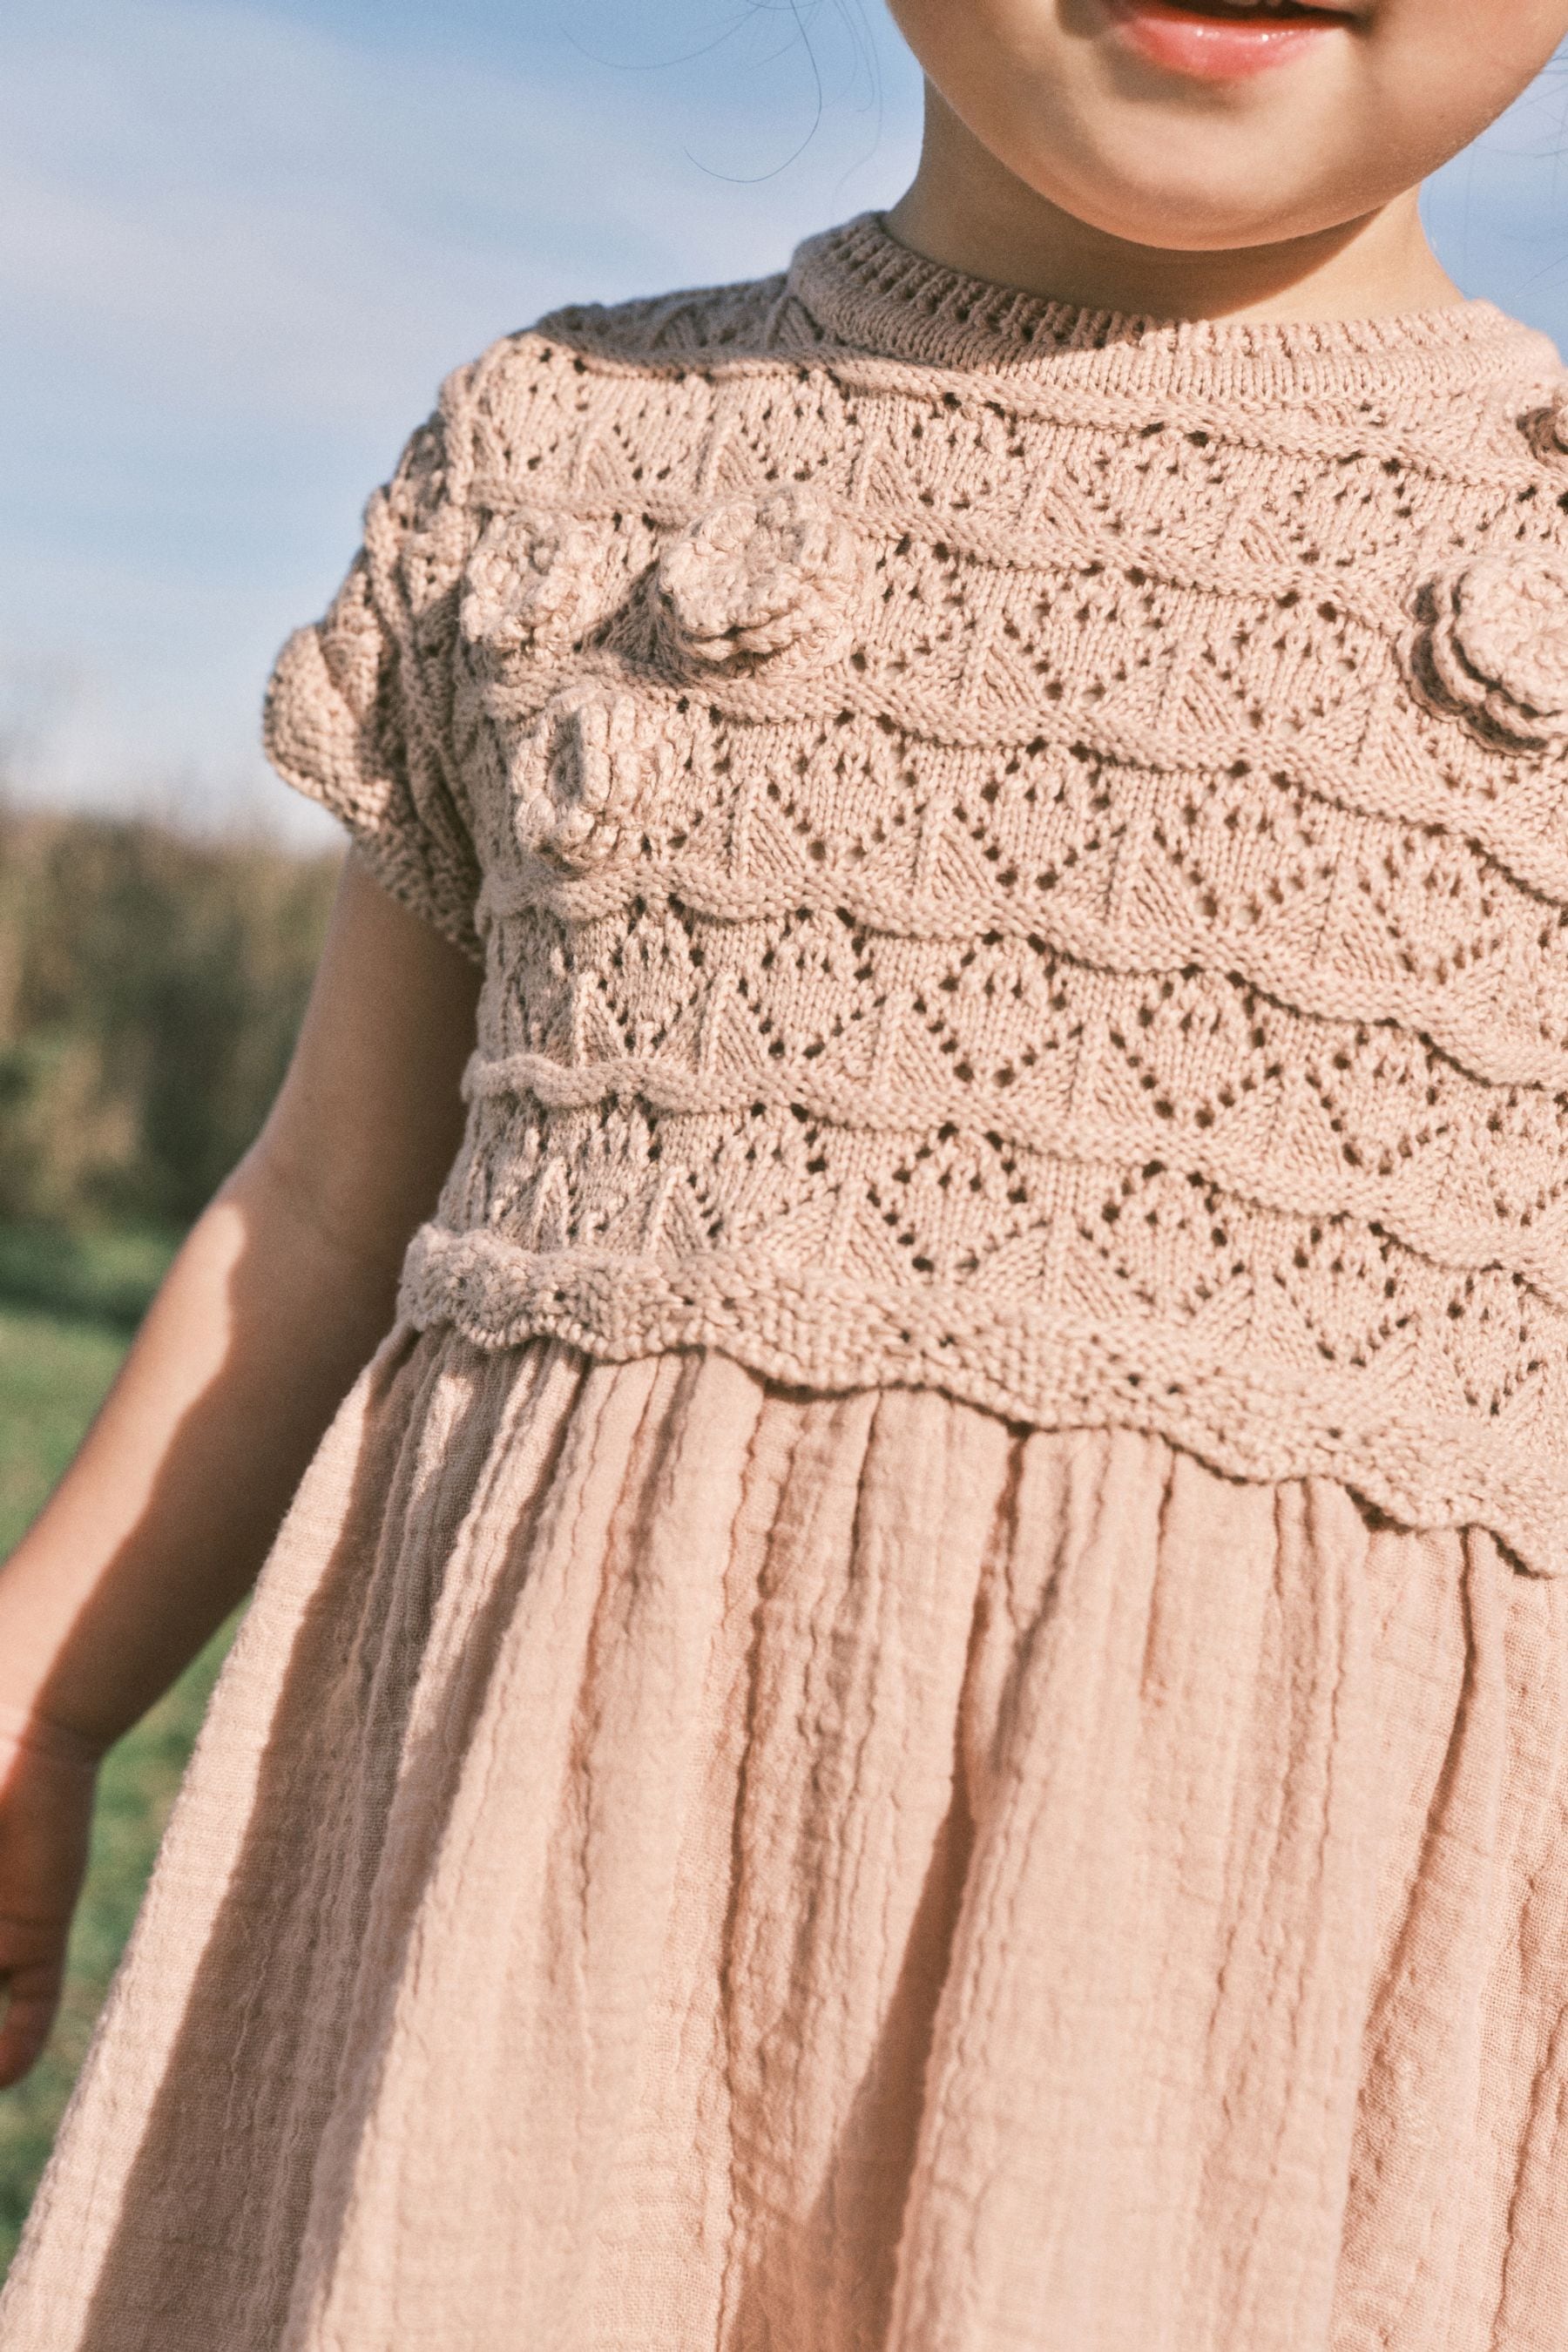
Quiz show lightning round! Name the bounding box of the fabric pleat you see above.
[3,1323,1568,2351]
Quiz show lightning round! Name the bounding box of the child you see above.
[3,0,1568,2342]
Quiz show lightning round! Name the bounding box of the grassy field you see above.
[0,1227,233,2274]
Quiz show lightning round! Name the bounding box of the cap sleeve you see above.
[262,401,484,964]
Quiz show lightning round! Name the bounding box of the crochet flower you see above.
[656,484,865,670]
[511,685,675,868]
[1513,383,1568,468]
[462,508,615,658]
[1412,551,1568,749]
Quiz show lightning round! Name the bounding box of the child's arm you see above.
[0,849,480,2080]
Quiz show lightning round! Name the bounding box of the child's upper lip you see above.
[1170,0,1363,14]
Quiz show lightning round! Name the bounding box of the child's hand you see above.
[0,1718,98,2088]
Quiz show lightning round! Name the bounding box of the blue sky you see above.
[3,2,1566,844]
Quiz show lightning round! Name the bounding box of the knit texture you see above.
[264,213,1568,1573]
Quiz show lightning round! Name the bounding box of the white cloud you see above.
[0,0,918,431]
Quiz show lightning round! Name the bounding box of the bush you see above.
[0,810,339,2269]
[0,808,340,1230]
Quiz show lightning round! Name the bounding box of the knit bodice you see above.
[264,213,1568,1574]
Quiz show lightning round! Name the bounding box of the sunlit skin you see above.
[886,0,1568,320]
[0,862,479,2083]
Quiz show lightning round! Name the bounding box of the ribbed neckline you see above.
[786,212,1554,407]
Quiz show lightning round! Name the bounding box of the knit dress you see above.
[7,212,1568,2352]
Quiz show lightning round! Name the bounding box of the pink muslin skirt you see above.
[3,1323,1568,2350]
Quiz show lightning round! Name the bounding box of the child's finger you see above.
[0,1914,72,2083]
[0,1957,65,2087]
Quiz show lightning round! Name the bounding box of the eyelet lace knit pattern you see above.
[263,212,1568,1574]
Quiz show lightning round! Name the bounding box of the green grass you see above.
[0,1220,179,1335]
[0,1229,234,2274]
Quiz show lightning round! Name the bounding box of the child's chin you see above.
[1015,125,1365,260]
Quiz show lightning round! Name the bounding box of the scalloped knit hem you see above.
[6,1321,1568,2350]
[397,1223,1568,1579]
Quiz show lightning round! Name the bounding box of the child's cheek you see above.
[882,0,1568,256]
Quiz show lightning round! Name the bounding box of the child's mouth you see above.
[1104,0,1357,82]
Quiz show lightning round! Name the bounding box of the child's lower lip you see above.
[1103,0,1351,83]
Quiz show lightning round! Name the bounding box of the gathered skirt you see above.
[3,1321,1568,2351]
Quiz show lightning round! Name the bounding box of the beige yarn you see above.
[656,483,868,668]
[512,683,679,869]
[263,212,1568,1576]
[461,508,617,660]
[1414,552,1568,746]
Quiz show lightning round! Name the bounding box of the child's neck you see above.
[885,87,1466,326]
